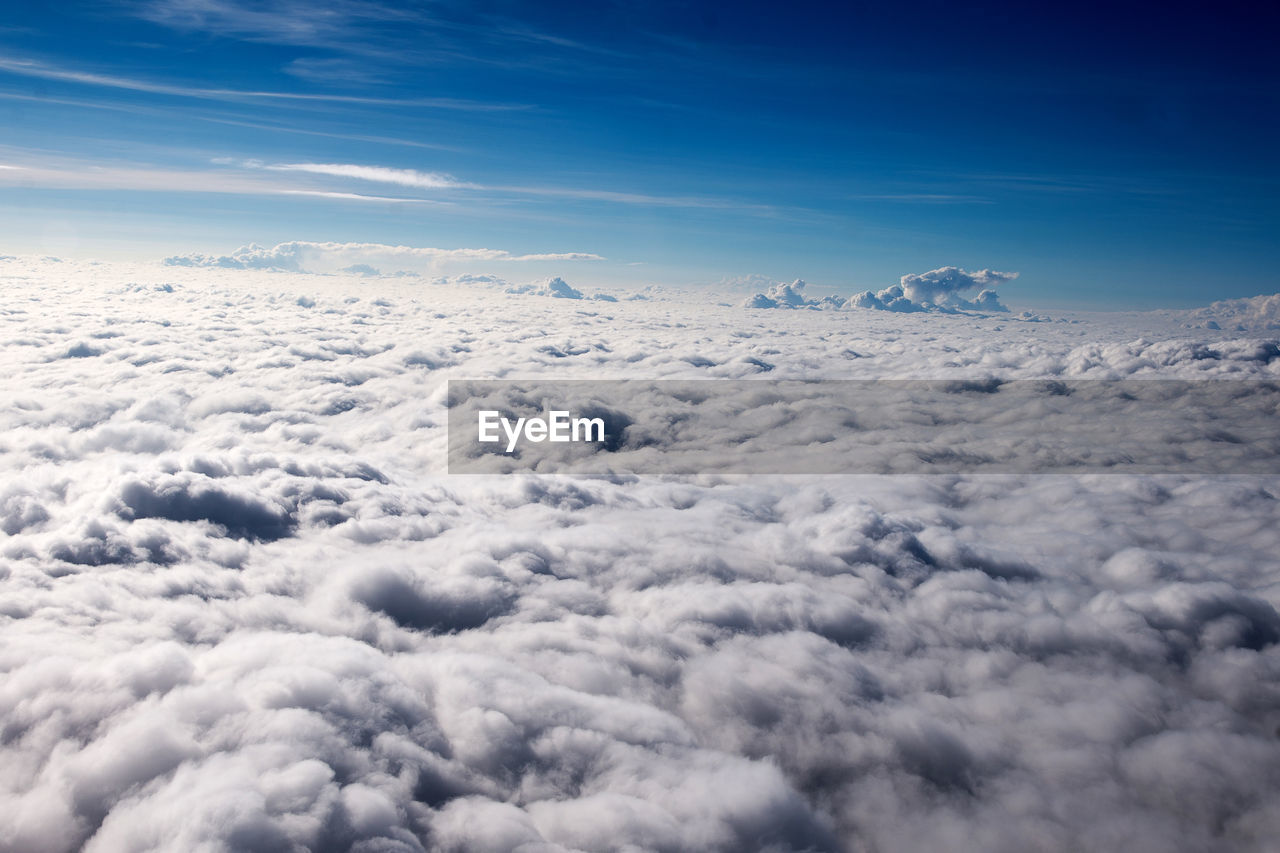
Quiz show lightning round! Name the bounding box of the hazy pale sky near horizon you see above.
[1,0,1277,308]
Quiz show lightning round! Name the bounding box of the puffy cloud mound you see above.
[743,268,1016,314]
[543,276,584,299]
[743,279,810,308]
[506,277,589,300]
[742,279,845,310]
[853,266,1016,313]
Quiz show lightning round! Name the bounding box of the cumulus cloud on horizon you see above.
[742,279,845,310]
[504,276,622,302]
[853,266,1017,313]
[743,267,1018,314]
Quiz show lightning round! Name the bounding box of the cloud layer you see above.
[2,255,1279,852]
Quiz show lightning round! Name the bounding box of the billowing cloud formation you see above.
[503,276,626,302]
[743,279,808,308]
[742,279,845,310]
[163,241,604,274]
[852,267,1017,313]
[743,268,1017,314]
[507,275,585,299]
[2,256,1280,852]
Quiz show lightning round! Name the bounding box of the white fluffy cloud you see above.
[742,268,1017,314]
[741,279,837,309]
[851,267,1017,313]
[506,275,585,299]
[2,255,1279,852]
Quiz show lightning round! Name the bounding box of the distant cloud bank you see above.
[1178,293,1280,332]
[163,241,604,274]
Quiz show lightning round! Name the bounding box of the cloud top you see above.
[1179,293,1280,332]
[852,267,1017,313]
[742,268,1017,314]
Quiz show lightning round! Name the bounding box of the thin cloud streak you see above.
[849,193,994,204]
[278,190,449,204]
[130,0,633,68]
[0,57,531,111]
[0,152,773,217]
[0,160,443,205]
[268,163,470,189]
[0,90,463,151]
[248,159,777,212]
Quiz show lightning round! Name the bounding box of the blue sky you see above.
[1,0,1276,308]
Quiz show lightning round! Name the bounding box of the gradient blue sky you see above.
[1,0,1276,308]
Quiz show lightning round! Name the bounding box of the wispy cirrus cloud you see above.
[0,156,447,205]
[0,57,530,111]
[0,90,462,151]
[129,0,430,50]
[277,190,441,203]
[0,149,766,216]
[266,162,471,189]
[237,159,775,211]
[126,0,624,68]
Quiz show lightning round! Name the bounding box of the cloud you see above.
[8,148,763,217]
[1177,293,1280,332]
[278,189,442,203]
[851,266,1017,313]
[503,276,628,302]
[267,162,468,189]
[0,57,525,111]
[741,269,1016,313]
[2,257,1280,852]
[0,157,446,204]
[741,279,844,310]
[899,266,1017,304]
[743,279,810,308]
[163,241,604,273]
[234,159,775,212]
[506,276,585,299]
[282,56,390,85]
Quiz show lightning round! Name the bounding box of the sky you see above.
[1,0,1277,308]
